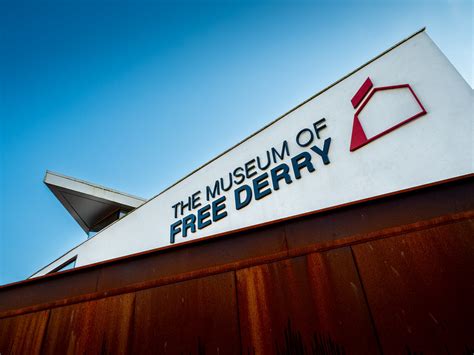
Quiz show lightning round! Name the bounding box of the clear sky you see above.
[0,0,472,285]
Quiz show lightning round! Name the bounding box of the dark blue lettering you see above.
[271,140,290,163]
[212,196,228,222]
[257,151,271,170]
[182,214,196,237]
[206,181,220,201]
[313,118,327,139]
[253,173,271,200]
[171,203,180,219]
[310,138,331,165]
[233,167,245,185]
[270,163,293,190]
[245,159,257,179]
[191,191,202,209]
[197,204,212,229]
[296,128,314,147]
[170,220,182,244]
[235,184,252,210]
[291,152,315,179]
[220,173,233,192]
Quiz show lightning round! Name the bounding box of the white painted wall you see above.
[358,87,423,138]
[32,31,473,277]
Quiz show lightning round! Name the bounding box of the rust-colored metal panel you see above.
[0,268,100,313]
[352,218,474,354]
[97,224,287,291]
[236,248,380,354]
[285,178,473,252]
[1,179,470,316]
[40,292,135,354]
[0,310,49,354]
[130,271,241,354]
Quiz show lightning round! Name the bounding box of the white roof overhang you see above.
[44,171,146,234]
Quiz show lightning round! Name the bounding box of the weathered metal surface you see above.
[97,223,287,291]
[0,180,472,354]
[40,293,135,354]
[130,271,241,354]
[1,179,471,315]
[285,177,474,252]
[352,218,474,354]
[0,310,50,354]
[0,268,100,313]
[236,248,380,354]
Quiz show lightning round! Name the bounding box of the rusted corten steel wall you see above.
[1,177,473,354]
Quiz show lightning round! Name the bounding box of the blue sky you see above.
[0,0,472,285]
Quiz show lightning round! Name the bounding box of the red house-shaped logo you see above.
[349,77,427,151]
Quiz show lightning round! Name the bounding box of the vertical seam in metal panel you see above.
[95,268,102,292]
[38,309,52,354]
[233,270,244,355]
[283,225,290,257]
[127,293,137,354]
[350,246,384,355]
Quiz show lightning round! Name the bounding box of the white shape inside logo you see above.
[358,87,423,139]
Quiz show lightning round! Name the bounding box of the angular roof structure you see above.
[44,171,147,234]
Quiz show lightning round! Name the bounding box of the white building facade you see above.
[33,29,473,278]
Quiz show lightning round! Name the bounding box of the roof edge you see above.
[7,173,470,291]
[44,170,147,203]
[148,27,427,201]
